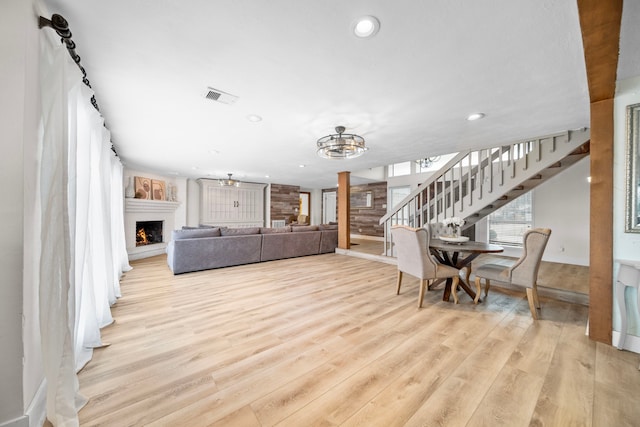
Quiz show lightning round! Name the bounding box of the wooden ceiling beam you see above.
[577,0,623,102]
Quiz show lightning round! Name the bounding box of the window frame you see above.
[487,192,534,247]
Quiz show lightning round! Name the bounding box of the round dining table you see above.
[428,239,504,302]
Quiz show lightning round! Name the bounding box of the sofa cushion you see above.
[260,226,291,234]
[172,228,221,240]
[319,224,338,230]
[319,229,338,253]
[220,227,261,236]
[291,225,319,232]
[260,231,322,261]
[169,234,263,274]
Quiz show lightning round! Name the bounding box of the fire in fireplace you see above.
[136,221,163,246]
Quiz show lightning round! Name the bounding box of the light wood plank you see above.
[530,304,596,426]
[36,253,640,427]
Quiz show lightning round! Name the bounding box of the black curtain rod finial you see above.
[39,13,116,157]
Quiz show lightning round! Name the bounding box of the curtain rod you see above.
[39,14,118,157]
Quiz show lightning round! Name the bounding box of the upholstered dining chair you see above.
[473,228,551,319]
[391,225,461,307]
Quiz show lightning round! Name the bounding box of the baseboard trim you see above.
[350,234,384,242]
[612,330,640,354]
[128,246,167,260]
[335,248,395,264]
[0,416,28,427]
[25,379,46,427]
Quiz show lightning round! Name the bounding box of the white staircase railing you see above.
[379,128,590,256]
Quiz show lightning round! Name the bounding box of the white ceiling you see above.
[41,0,640,189]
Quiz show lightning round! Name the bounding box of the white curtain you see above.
[39,29,85,427]
[39,29,131,426]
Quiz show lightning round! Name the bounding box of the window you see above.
[390,186,411,209]
[388,161,411,177]
[488,192,532,247]
[389,186,412,225]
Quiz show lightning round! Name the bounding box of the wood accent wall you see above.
[349,182,387,238]
[270,183,300,225]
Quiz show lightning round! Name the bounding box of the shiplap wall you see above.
[349,182,387,237]
[270,183,300,224]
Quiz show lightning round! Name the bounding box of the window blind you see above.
[488,192,532,247]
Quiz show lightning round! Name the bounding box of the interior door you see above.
[322,191,337,224]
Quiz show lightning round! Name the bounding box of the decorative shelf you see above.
[125,199,181,213]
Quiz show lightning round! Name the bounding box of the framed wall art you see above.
[626,103,640,233]
[151,180,166,201]
[134,176,152,200]
[350,190,373,209]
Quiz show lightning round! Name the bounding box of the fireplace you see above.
[136,220,164,246]
[125,197,179,260]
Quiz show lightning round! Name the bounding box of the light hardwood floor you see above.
[349,238,590,295]
[64,253,638,426]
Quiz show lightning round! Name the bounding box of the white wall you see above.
[186,178,200,226]
[1,0,40,425]
[473,158,590,265]
[124,168,187,227]
[532,156,590,265]
[613,76,640,341]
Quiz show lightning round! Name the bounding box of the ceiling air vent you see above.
[204,87,238,105]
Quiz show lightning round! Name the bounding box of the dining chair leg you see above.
[485,279,491,297]
[396,271,403,295]
[418,279,427,308]
[474,277,482,304]
[532,283,541,308]
[526,288,539,320]
[451,276,460,304]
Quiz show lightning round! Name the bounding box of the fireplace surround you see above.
[125,199,180,260]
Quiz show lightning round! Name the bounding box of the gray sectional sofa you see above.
[166,224,338,274]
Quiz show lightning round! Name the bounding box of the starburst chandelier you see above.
[416,156,441,169]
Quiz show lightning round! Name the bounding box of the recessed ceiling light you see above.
[467,112,486,121]
[247,114,262,122]
[353,16,380,38]
[208,149,220,155]
[299,164,306,168]
[265,175,270,178]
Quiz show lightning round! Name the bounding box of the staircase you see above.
[379,128,591,256]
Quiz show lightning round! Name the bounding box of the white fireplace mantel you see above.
[124,198,182,260]
[125,199,181,213]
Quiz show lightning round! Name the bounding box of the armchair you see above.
[391,225,461,307]
[473,228,551,319]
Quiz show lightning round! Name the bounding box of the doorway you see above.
[322,191,337,224]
